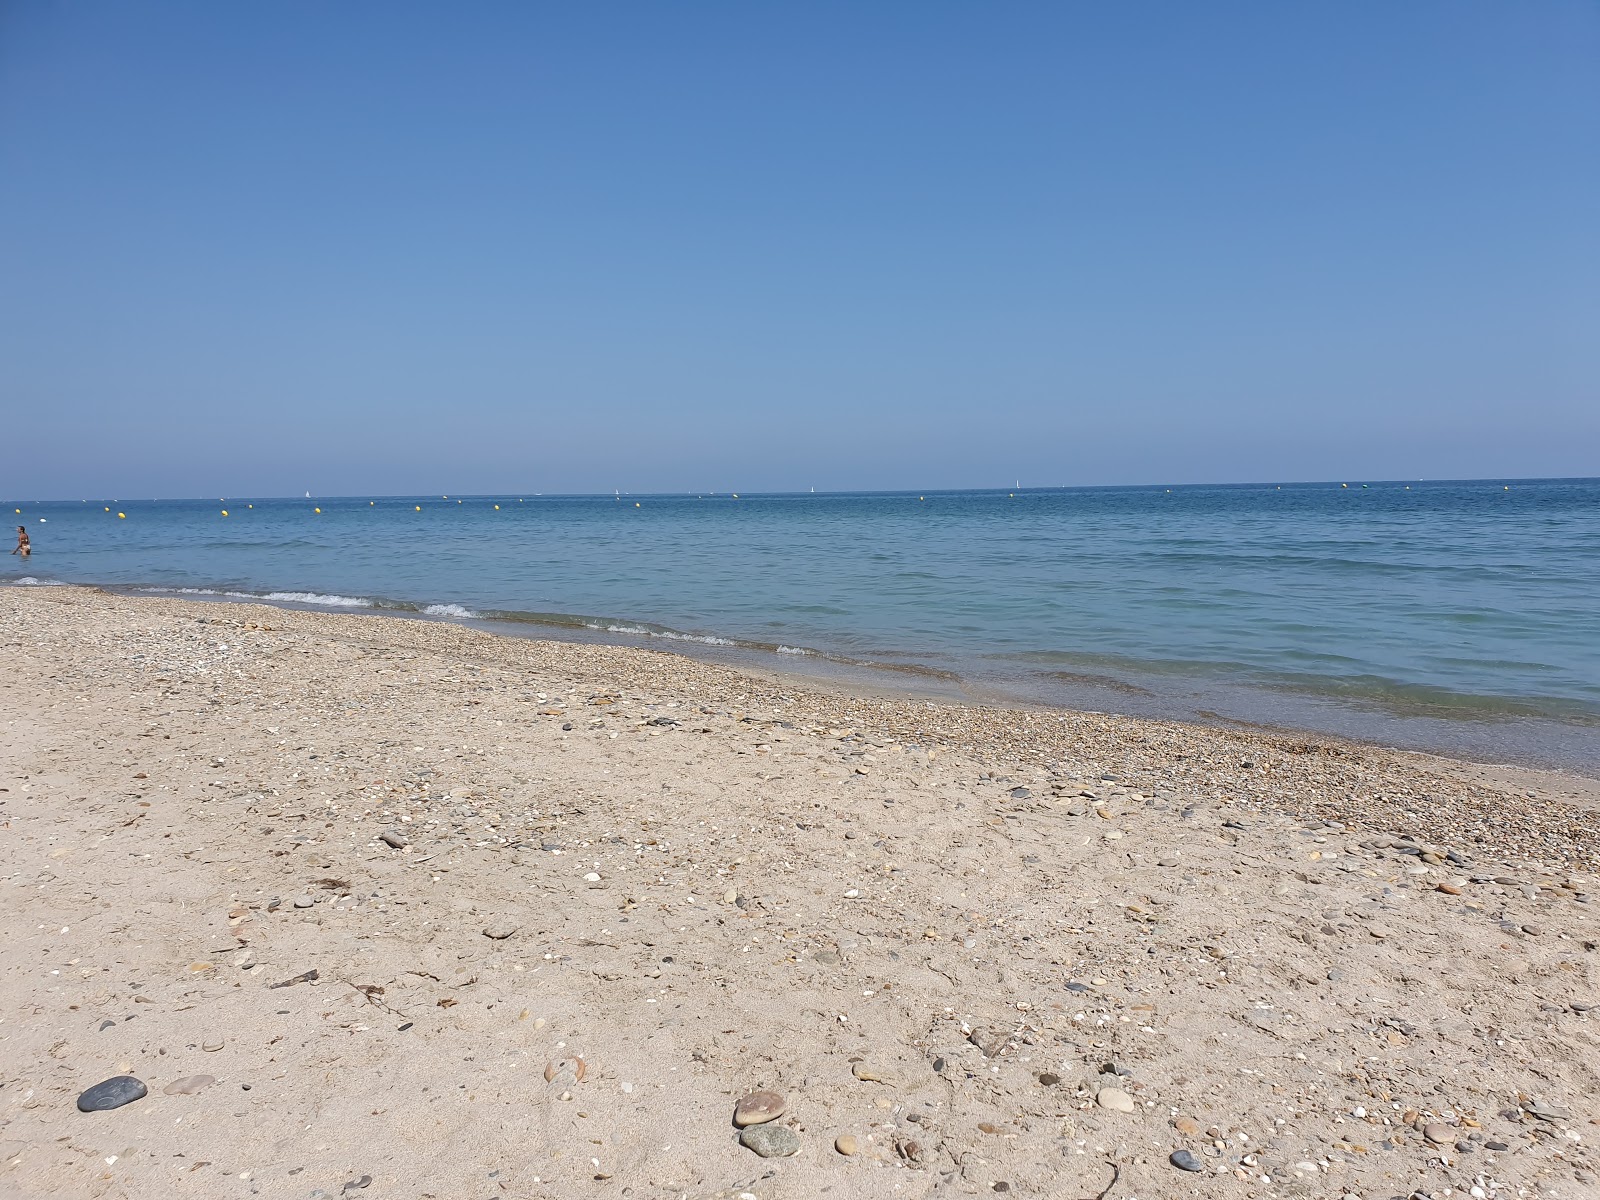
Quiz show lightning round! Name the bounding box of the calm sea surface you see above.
[5,481,1598,771]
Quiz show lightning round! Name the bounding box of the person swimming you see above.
[12,525,29,557]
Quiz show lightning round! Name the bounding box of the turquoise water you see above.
[5,480,1599,770]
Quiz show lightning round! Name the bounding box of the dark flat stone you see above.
[77,1075,147,1112]
[1169,1149,1203,1172]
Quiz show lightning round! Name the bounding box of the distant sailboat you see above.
[305,491,311,498]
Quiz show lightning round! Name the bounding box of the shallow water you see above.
[5,480,1598,770]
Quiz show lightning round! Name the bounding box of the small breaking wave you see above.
[8,576,66,586]
[261,591,373,608]
[776,645,810,655]
[422,603,477,618]
[583,621,735,646]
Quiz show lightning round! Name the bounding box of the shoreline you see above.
[9,575,1598,777]
[3,585,1598,1198]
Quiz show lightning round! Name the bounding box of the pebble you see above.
[851,1063,893,1084]
[378,830,409,849]
[163,1075,216,1095]
[835,1133,859,1155]
[1423,1123,1452,1144]
[1169,1149,1202,1171]
[739,1123,800,1157]
[202,1039,224,1052]
[292,895,315,909]
[77,1075,148,1112]
[733,1090,786,1127]
[1095,1087,1136,1113]
[1173,1115,1201,1136]
[482,922,519,940]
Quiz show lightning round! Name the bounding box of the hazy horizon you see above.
[3,3,1595,497]
[8,474,1597,506]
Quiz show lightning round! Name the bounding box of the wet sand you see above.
[2,586,1597,1199]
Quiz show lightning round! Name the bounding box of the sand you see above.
[1,586,1597,1200]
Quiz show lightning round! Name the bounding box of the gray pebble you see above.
[740,1123,800,1157]
[378,830,409,849]
[77,1075,148,1112]
[1170,1149,1202,1171]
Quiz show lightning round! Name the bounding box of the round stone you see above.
[1170,1149,1203,1172]
[1095,1087,1136,1113]
[733,1089,786,1127]
[77,1076,148,1112]
[740,1123,800,1157]
[1424,1122,1453,1144]
[835,1133,859,1155]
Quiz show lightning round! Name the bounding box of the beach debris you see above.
[163,1075,216,1096]
[268,969,319,989]
[739,1123,800,1157]
[342,1175,372,1192]
[850,1062,894,1084]
[544,1057,586,1085]
[202,1039,224,1052]
[733,1089,786,1126]
[77,1076,147,1112]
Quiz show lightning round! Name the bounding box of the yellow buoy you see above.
[117,512,126,519]
[494,504,500,510]
[369,501,374,506]
[732,493,739,499]
[415,505,421,511]
[104,506,110,511]
[221,509,229,516]
[248,504,253,508]
[1341,483,1348,488]
[919,496,924,501]
[314,507,321,513]
[635,502,641,507]
[1504,485,1510,491]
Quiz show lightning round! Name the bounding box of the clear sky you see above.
[2,2,1595,498]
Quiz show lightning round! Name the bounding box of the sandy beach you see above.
[2,585,1597,1200]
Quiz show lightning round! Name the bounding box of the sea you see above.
[5,480,1598,772]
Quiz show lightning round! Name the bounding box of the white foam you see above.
[261,591,372,608]
[585,621,734,646]
[423,603,476,618]
[776,645,810,655]
[9,576,65,586]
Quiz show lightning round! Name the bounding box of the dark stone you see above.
[77,1076,147,1112]
[932,1056,946,1073]
[1010,787,1031,799]
[1038,1072,1061,1086]
[1169,1149,1202,1172]
[1486,1140,1509,1151]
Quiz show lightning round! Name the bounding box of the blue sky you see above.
[2,2,1595,497]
